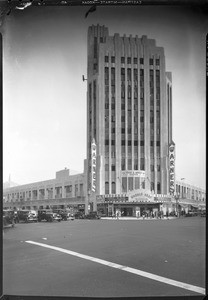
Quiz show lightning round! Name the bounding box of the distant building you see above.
[3,168,86,213]
[3,175,19,189]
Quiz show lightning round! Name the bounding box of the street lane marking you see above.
[25,240,205,295]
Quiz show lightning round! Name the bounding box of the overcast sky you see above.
[1,5,207,189]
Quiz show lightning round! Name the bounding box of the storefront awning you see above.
[178,203,189,208]
[191,204,199,208]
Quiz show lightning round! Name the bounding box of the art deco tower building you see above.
[86,24,173,198]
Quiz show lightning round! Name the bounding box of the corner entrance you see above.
[121,207,133,217]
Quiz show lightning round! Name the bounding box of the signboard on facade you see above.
[169,142,175,195]
[128,189,154,202]
[91,138,96,192]
[121,170,145,177]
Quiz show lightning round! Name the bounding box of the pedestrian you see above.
[166,210,169,219]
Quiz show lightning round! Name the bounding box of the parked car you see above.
[85,212,101,219]
[67,213,75,221]
[52,213,62,222]
[74,211,85,219]
[16,210,38,223]
[186,211,198,217]
[3,210,15,228]
[200,211,206,217]
[98,213,107,218]
[38,209,54,222]
[52,209,68,221]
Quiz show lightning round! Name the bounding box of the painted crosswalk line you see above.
[25,240,205,295]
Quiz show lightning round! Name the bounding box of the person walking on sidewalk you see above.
[116,212,119,220]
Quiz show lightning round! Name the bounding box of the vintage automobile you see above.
[3,210,15,228]
[185,211,198,217]
[200,211,206,217]
[16,210,38,223]
[85,212,101,220]
[38,209,54,222]
[52,213,62,222]
[52,209,68,221]
[74,211,85,219]
[66,213,75,221]
[38,210,61,222]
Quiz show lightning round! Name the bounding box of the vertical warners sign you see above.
[169,142,175,195]
[91,138,96,192]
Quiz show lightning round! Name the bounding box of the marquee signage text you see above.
[91,139,96,192]
[169,142,175,195]
[121,170,145,177]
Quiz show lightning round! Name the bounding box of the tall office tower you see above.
[87,24,173,199]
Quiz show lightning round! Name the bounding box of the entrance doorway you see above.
[121,207,133,217]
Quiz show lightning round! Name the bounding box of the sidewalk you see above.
[100,216,178,221]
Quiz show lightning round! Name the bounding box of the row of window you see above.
[105,56,160,65]
[105,181,116,194]
[5,184,84,200]
[105,159,147,172]
[120,115,159,123]
[105,68,160,82]
[119,140,160,146]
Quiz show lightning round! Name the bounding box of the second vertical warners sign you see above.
[91,138,96,192]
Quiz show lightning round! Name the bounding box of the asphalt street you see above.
[3,217,206,298]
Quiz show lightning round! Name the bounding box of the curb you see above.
[100,217,178,221]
